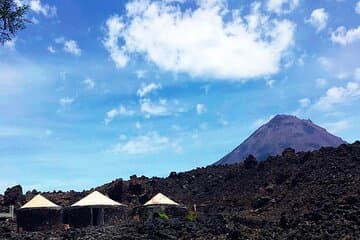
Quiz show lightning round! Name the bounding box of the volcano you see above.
[215,114,347,165]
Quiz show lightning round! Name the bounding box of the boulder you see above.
[4,185,24,207]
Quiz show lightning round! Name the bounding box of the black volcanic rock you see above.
[0,142,360,239]
[215,114,347,165]
[4,185,24,208]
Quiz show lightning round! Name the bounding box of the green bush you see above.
[185,210,197,222]
[158,212,169,220]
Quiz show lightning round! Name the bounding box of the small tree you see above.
[0,0,29,44]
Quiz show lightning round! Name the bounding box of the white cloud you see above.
[306,8,328,32]
[266,0,299,14]
[137,83,161,97]
[196,103,206,115]
[316,78,327,88]
[135,121,142,129]
[63,40,81,56]
[266,79,275,88]
[83,78,95,89]
[356,1,360,14]
[318,57,332,69]
[29,0,56,17]
[110,132,181,154]
[140,98,169,117]
[323,120,350,134]
[55,38,82,56]
[4,39,16,50]
[135,70,146,79]
[299,98,311,108]
[59,97,74,106]
[331,26,360,45]
[103,0,295,80]
[314,82,360,110]
[103,15,129,68]
[105,105,135,124]
[47,45,56,53]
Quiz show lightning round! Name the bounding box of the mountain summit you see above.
[215,114,347,165]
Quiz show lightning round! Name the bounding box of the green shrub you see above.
[158,212,169,220]
[185,210,197,222]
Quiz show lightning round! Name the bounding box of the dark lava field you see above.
[1,142,360,239]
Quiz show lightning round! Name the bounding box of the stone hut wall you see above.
[16,208,62,232]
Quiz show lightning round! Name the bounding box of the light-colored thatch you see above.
[144,193,179,206]
[21,194,60,209]
[71,191,123,207]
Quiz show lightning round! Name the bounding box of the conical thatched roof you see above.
[144,193,179,206]
[21,194,60,209]
[71,191,124,207]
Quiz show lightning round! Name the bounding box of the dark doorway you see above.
[92,208,104,226]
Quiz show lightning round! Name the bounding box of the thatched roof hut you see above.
[133,193,186,222]
[16,194,62,232]
[64,191,127,228]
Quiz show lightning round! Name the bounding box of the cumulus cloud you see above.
[314,82,360,110]
[140,98,169,117]
[47,46,56,53]
[55,37,82,56]
[266,0,299,14]
[105,105,135,124]
[331,26,360,45]
[306,8,328,32]
[83,78,95,89]
[63,40,81,56]
[110,132,181,154]
[59,97,74,106]
[103,0,295,80]
[356,1,360,14]
[196,104,206,115]
[103,16,128,68]
[299,98,311,108]
[137,83,161,97]
[29,0,56,17]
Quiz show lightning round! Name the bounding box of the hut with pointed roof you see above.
[16,194,62,231]
[133,193,186,222]
[63,191,127,228]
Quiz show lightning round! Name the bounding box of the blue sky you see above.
[1,0,359,193]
